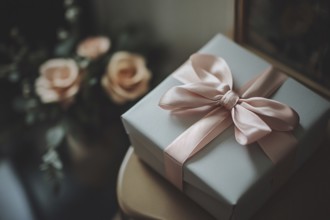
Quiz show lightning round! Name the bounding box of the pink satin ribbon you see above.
[160,54,299,190]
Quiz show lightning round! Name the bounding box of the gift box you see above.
[121,34,330,220]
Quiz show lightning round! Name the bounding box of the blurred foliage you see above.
[0,0,165,192]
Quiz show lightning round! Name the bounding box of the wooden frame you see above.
[234,0,330,99]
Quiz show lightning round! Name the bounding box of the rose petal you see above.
[36,86,60,103]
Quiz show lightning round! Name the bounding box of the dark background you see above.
[0,1,128,220]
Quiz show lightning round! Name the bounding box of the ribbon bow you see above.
[159,54,299,189]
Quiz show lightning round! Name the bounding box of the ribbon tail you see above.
[164,108,232,190]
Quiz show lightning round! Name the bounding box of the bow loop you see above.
[230,97,299,144]
[190,54,233,87]
[239,97,299,131]
[160,82,224,111]
[160,54,235,112]
[160,83,234,112]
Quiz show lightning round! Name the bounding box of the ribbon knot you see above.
[218,90,239,110]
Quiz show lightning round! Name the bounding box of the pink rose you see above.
[76,36,111,59]
[35,59,81,105]
[102,51,151,104]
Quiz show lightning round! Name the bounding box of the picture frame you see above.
[234,0,330,99]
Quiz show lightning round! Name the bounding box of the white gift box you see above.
[122,34,330,220]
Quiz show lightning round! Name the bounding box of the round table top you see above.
[117,147,214,220]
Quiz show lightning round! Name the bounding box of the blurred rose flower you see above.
[35,59,81,105]
[102,51,151,104]
[76,36,111,59]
